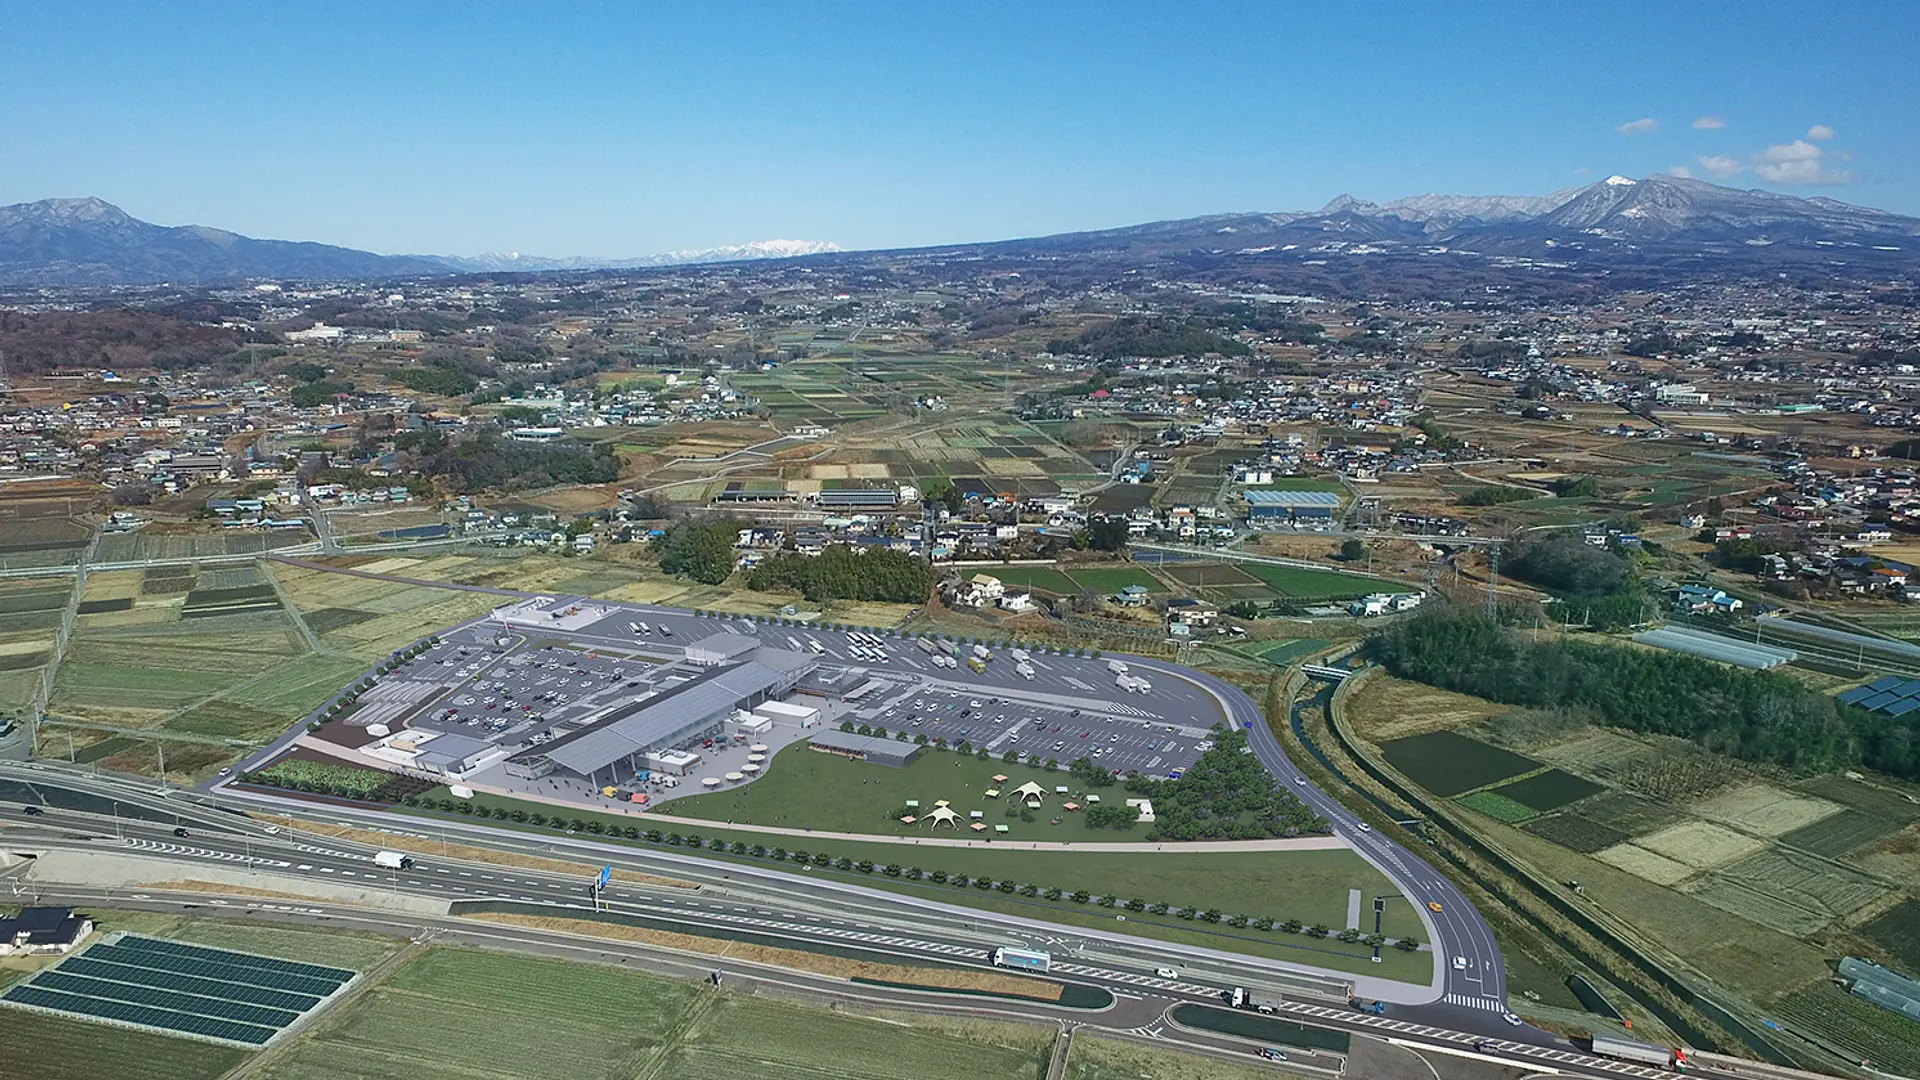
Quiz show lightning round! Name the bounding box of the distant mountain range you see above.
[0,198,839,285]
[4,177,1918,288]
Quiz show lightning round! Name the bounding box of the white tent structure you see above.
[1010,780,1048,807]
[922,805,963,830]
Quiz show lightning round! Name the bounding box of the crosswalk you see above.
[1441,992,1505,1011]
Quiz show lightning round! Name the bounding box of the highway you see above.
[1,762,1802,1080]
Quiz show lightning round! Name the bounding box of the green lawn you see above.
[1241,565,1394,600]
[659,741,1141,843]
[393,794,1424,975]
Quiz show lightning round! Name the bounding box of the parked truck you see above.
[1227,987,1281,1014]
[1015,663,1036,680]
[373,851,414,870]
[916,637,940,655]
[971,643,991,661]
[967,657,987,674]
[1589,1036,1688,1070]
[1010,648,1030,664]
[991,947,1051,973]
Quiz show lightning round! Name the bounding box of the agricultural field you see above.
[1772,983,1920,1078]
[1490,769,1605,813]
[0,576,66,713]
[1859,899,1920,974]
[1240,564,1395,601]
[664,995,1051,1080]
[973,564,1165,597]
[265,948,699,1080]
[0,1008,249,1080]
[1378,730,1541,797]
[1520,813,1630,854]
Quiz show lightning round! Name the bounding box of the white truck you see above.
[916,637,940,655]
[990,946,1051,973]
[1107,659,1129,675]
[971,643,991,661]
[373,850,414,870]
[1589,1036,1688,1070]
[1010,648,1030,664]
[1227,987,1282,1014]
[1015,663,1036,680]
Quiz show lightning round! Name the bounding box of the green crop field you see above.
[0,1008,248,1080]
[978,566,1080,594]
[1241,565,1392,600]
[1521,813,1630,854]
[1457,791,1539,823]
[665,995,1050,1080]
[1379,730,1541,797]
[1164,563,1261,587]
[1067,567,1165,593]
[394,790,1422,975]
[1773,983,1920,1078]
[1249,638,1331,666]
[1491,769,1605,812]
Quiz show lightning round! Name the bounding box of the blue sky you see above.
[3,1,1915,256]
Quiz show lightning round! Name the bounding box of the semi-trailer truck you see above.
[991,947,1052,973]
[916,637,939,655]
[1589,1035,1688,1070]
[373,851,414,870]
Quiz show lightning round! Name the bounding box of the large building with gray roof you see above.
[504,633,816,784]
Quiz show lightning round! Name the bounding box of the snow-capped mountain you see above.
[428,240,842,273]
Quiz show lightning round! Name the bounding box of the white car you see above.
[1154,967,1179,979]
[1451,956,1468,970]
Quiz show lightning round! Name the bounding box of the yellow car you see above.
[1427,901,1444,913]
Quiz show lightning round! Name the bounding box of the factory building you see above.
[1244,489,1341,524]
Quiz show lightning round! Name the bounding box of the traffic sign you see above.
[596,865,612,890]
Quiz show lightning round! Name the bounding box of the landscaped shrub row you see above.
[686,610,1100,659]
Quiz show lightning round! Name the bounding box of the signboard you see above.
[596,865,612,890]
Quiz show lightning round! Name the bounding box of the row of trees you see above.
[1376,609,1917,779]
[746,546,933,603]
[654,519,740,585]
[386,798,1416,949]
[1122,728,1330,842]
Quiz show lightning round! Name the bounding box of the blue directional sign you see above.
[596,865,612,890]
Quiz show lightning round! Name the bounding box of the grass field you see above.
[1521,813,1630,854]
[1456,791,1539,823]
[976,566,1079,594]
[665,995,1051,1080]
[95,912,406,972]
[1378,730,1541,797]
[1066,567,1165,594]
[394,793,1421,974]
[1066,1034,1281,1080]
[266,948,696,1080]
[0,1008,249,1080]
[659,741,1146,844]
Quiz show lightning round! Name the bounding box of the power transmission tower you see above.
[1484,541,1500,618]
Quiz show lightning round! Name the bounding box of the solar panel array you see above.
[1837,674,1920,716]
[0,934,357,1047]
[1632,626,1798,670]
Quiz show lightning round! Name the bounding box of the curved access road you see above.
[1126,655,1514,1029]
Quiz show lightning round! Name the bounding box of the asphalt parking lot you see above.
[863,684,1210,776]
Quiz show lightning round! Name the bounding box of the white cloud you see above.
[1697,154,1743,180]
[1692,115,1726,130]
[1751,140,1853,184]
[1616,117,1660,135]
[1807,124,1836,140]
[1667,166,1693,178]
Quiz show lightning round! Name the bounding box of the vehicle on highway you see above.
[990,946,1051,973]
[1428,901,1443,913]
[1227,987,1280,1014]
[173,827,189,837]
[1154,967,1179,978]
[20,805,42,815]
[1293,776,1305,785]
[1452,956,1467,970]
[1357,823,1371,833]
[1257,1048,1288,1062]
[373,850,415,870]
[1589,1035,1688,1070]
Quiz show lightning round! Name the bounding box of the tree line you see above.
[1375,609,1914,780]
[746,546,933,603]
